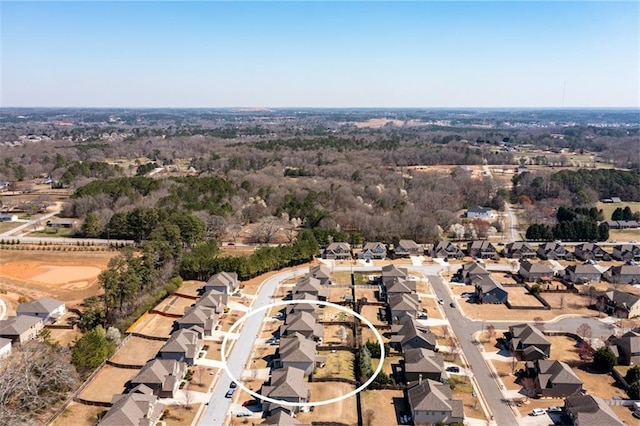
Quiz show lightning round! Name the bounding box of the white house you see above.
[466,206,493,219]
[16,298,66,324]
[0,213,18,222]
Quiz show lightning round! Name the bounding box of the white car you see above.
[547,406,562,413]
[437,299,444,305]
[531,408,546,416]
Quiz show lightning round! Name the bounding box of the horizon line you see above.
[2,106,639,110]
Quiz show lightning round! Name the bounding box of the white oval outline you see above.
[220,299,385,407]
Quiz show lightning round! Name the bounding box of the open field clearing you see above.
[296,382,358,425]
[110,336,165,366]
[596,201,640,221]
[507,286,545,307]
[0,250,116,310]
[129,312,175,337]
[52,402,105,426]
[360,389,405,426]
[78,365,137,403]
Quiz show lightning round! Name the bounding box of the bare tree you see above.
[485,324,496,342]
[520,376,538,401]
[577,323,592,340]
[448,336,461,363]
[183,390,194,411]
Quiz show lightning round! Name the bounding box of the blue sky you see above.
[1,1,638,108]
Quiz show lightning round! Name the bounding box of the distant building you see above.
[47,218,78,229]
[358,242,387,260]
[466,206,492,219]
[322,242,352,260]
[0,213,18,222]
[394,239,422,258]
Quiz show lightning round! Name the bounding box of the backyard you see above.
[314,350,355,380]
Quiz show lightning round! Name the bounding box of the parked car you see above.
[438,299,444,305]
[225,388,235,398]
[243,400,260,407]
[547,406,562,413]
[230,381,237,388]
[418,312,428,319]
[446,366,460,373]
[236,412,251,417]
[449,302,456,308]
[531,408,546,416]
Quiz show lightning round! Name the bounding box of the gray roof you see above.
[565,264,601,275]
[309,265,331,279]
[408,379,464,418]
[536,360,582,388]
[564,394,624,426]
[100,389,164,426]
[392,317,436,348]
[294,276,329,299]
[404,348,444,374]
[130,359,185,392]
[280,312,323,338]
[467,206,491,214]
[16,297,64,315]
[605,290,640,309]
[0,337,11,349]
[520,260,553,274]
[397,239,420,250]
[262,410,303,426]
[159,328,202,360]
[279,333,317,364]
[509,324,550,347]
[388,293,421,313]
[0,316,43,337]
[263,367,309,399]
[461,262,489,277]
[475,276,508,295]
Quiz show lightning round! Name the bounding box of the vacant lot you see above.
[360,389,406,426]
[609,228,640,242]
[0,249,116,308]
[154,294,196,316]
[596,202,640,222]
[130,312,175,337]
[315,350,355,380]
[297,382,358,425]
[175,280,203,297]
[110,336,164,366]
[78,365,137,403]
[331,271,353,285]
[508,286,545,308]
[52,402,105,426]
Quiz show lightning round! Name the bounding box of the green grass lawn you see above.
[28,227,73,237]
[596,202,640,221]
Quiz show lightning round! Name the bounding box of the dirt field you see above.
[360,389,406,426]
[175,280,203,297]
[596,202,640,222]
[360,305,385,326]
[52,401,105,426]
[110,336,165,366]
[609,228,640,242]
[130,312,175,338]
[361,326,390,346]
[0,250,116,309]
[459,295,598,322]
[78,365,137,403]
[48,326,82,347]
[296,382,358,425]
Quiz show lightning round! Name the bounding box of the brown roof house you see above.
[403,347,445,383]
[537,242,570,260]
[388,293,422,323]
[322,242,352,260]
[385,278,416,296]
[599,290,640,319]
[474,276,509,304]
[505,324,551,361]
[505,242,536,259]
[158,327,204,365]
[574,243,609,261]
[129,359,186,398]
[564,394,624,426]
[287,293,321,317]
[381,264,409,285]
[394,239,422,258]
[293,276,329,301]
[526,359,583,398]
[608,331,640,366]
[459,261,490,284]
[358,242,387,260]
[612,244,640,262]
[563,264,602,284]
[519,260,554,282]
[99,385,164,426]
[203,271,239,296]
[16,297,66,324]
[176,306,218,336]
[431,241,464,259]
[407,379,464,426]
[309,265,332,285]
[603,264,640,284]
[262,367,310,413]
[280,311,323,341]
[0,315,44,344]
[467,240,498,259]
[274,332,325,376]
[389,317,437,352]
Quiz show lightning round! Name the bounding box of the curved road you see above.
[197,263,616,426]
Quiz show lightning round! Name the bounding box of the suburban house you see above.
[203,271,239,295]
[0,213,18,222]
[407,379,464,426]
[262,367,310,413]
[607,220,640,230]
[389,317,437,352]
[129,359,186,398]
[505,242,536,259]
[99,385,164,426]
[563,264,602,284]
[598,290,640,319]
[467,240,498,259]
[280,311,323,341]
[519,260,554,282]
[403,347,444,383]
[574,243,608,261]
[287,293,321,317]
[388,293,422,323]
[47,218,78,229]
[309,265,332,285]
[195,289,226,313]
[603,264,640,284]
[394,239,422,258]
[175,306,218,336]
[466,206,492,219]
[158,327,204,365]
[262,410,305,426]
[431,241,464,259]
[294,276,330,300]
[527,359,583,397]
[459,261,490,284]
[322,242,352,260]
[0,316,44,344]
[612,244,640,261]
[381,264,409,285]
[358,242,387,260]
[0,338,11,359]
[505,324,551,361]
[16,297,66,324]
[275,332,325,376]
[608,331,640,366]
[564,394,624,426]
[537,242,570,260]
[474,276,509,304]
[385,278,416,296]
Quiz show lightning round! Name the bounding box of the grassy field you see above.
[315,350,355,380]
[28,228,73,237]
[0,221,22,233]
[596,201,640,221]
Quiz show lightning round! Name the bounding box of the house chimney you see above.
[419,374,422,384]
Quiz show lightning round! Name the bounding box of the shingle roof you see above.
[404,348,444,374]
[263,367,309,399]
[509,324,550,346]
[279,333,317,364]
[0,316,43,337]
[408,379,464,418]
[100,390,164,426]
[536,360,582,388]
[564,394,624,426]
[520,260,553,274]
[130,359,185,392]
[16,298,64,315]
